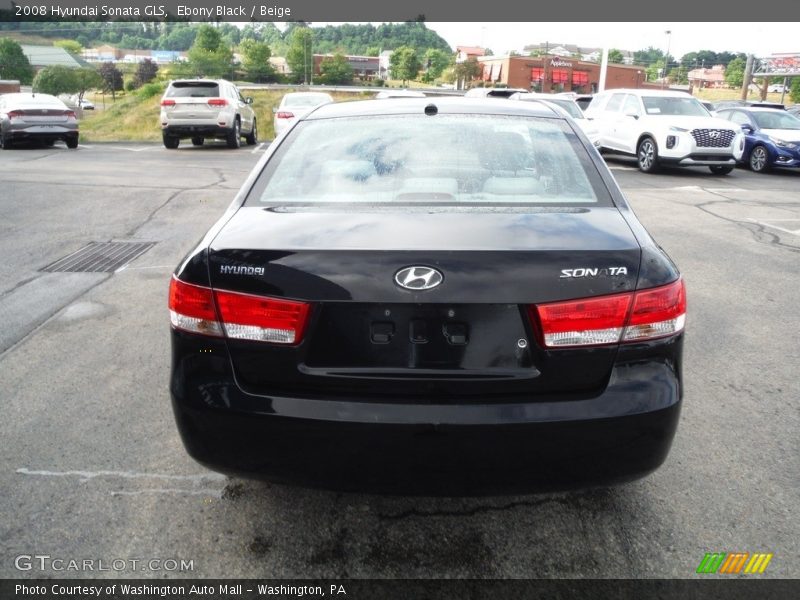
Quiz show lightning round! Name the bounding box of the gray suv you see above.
[160,79,257,149]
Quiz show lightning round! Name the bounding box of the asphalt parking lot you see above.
[0,142,798,579]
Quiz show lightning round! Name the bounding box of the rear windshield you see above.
[166,82,220,98]
[247,114,610,207]
[283,94,331,108]
[542,99,583,119]
[642,96,709,116]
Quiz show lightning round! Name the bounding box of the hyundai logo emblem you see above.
[394,266,443,290]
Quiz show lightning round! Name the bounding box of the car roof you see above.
[599,89,693,98]
[720,107,789,113]
[0,92,63,104]
[168,79,228,85]
[304,97,563,120]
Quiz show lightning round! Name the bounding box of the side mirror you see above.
[272,106,278,113]
[741,124,754,133]
[245,97,253,105]
[624,109,639,120]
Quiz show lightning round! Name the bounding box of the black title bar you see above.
[3,0,800,21]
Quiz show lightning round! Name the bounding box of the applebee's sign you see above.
[550,58,573,68]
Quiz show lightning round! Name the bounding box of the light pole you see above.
[662,30,672,89]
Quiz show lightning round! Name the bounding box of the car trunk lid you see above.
[203,206,641,401]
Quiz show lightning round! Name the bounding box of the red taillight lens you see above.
[161,99,176,107]
[533,293,632,348]
[64,110,76,119]
[168,277,223,337]
[214,289,310,345]
[276,111,294,119]
[208,98,228,107]
[623,278,686,342]
[168,276,311,345]
[7,110,24,118]
[531,279,685,348]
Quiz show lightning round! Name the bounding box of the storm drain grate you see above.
[40,241,156,273]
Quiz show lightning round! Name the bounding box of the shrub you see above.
[138,82,165,99]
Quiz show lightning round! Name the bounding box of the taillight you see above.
[531,279,685,348]
[623,278,686,342]
[533,293,632,348]
[7,110,24,119]
[64,110,76,119]
[168,276,311,345]
[214,289,310,344]
[208,98,228,107]
[276,111,294,119]
[169,277,223,337]
[161,99,176,107]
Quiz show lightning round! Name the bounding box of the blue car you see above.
[717,107,800,172]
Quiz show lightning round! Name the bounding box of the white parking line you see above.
[251,142,266,154]
[16,467,226,483]
[746,218,800,235]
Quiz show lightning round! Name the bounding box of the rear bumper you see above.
[170,334,683,495]
[7,128,77,141]
[163,124,231,138]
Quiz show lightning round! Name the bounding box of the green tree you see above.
[389,46,421,85]
[286,27,314,84]
[0,38,34,85]
[668,66,689,85]
[453,57,481,87]
[187,24,234,78]
[422,48,452,80]
[133,58,158,88]
[725,57,746,88]
[608,49,625,64]
[98,62,123,100]
[319,53,353,84]
[53,39,83,55]
[239,39,276,83]
[74,68,102,102]
[32,66,80,96]
[789,77,800,103]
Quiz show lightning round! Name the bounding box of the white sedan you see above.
[273,92,334,138]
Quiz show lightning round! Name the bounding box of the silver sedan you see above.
[0,93,79,149]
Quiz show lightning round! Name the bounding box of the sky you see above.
[313,22,799,60]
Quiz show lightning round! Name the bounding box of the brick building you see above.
[477,55,660,94]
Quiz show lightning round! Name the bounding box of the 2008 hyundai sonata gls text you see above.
[168,98,686,494]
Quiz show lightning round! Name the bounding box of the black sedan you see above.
[169,98,686,495]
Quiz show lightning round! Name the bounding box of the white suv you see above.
[160,79,257,149]
[585,89,742,174]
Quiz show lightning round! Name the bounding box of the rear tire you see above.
[709,165,733,175]
[191,137,204,147]
[749,145,770,173]
[163,133,179,149]
[245,119,258,145]
[65,136,79,149]
[637,137,659,173]
[226,119,241,149]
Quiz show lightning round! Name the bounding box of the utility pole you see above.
[661,30,671,89]
[599,47,609,93]
[741,54,754,101]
